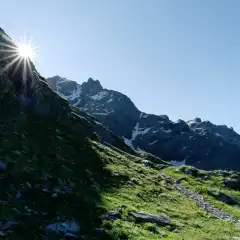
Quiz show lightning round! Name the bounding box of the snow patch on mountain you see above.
[170,159,186,167]
[149,140,158,145]
[90,91,108,101]
[55,82,68,100]
[122,123,151,150]
[107,98,113,103]
[104,108,114,114]
[93,112,108,116]
[68,84,82,102]
[123,137,134,148]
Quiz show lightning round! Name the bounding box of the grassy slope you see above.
[93,143,240,240]
[165,166,240,220]
[0,78,238,239]
[0,105,239,239]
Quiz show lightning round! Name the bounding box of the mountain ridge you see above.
[47,75,240,170]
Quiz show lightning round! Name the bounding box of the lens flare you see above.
[0,34,39,81]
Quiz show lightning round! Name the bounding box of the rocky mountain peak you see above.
[46,74,240,170]
[194,117,202,123]
[81,77,103,94]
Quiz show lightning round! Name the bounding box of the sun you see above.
[17,43,34,59]
[0,34,39,81]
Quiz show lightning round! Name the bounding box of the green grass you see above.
[91,144,240,240]
[0,108,239,239]
[165,166,240,220]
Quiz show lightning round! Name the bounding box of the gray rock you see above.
[141,160,155,168]
[45,220,80,235]
[128,212,172,226]
[224,179,240,190]
[100,210,122,220]
[175,179,181,184]
[107,210,121,218]
[208,189,239,205]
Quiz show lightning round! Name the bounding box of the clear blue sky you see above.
[2,1,240,132]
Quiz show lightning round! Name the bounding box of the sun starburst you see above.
[0,34,39,81]
[16,36,38,61]
[17,43,34,59]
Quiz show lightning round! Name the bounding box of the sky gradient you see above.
[2,1,240,132]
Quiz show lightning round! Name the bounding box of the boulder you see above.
[128,212,172,226]
[100,210,122,220]
[223,179,240,190]
[175,179,181,185]
[208,189,239,205]
[141,160,155,168]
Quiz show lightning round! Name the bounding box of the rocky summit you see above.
[47,75,240,171]
[1,27,240,240]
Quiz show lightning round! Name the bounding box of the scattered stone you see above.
[112,171,127,177]
[107,210,121,218]
[128,212,172,226]
[141,160,155,168]
[175,179,181,184]
[100,210,122,220]
[45,220,80,235]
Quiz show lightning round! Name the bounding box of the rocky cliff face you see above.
[47,76,240,170]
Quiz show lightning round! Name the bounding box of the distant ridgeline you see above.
[47,75,240,171]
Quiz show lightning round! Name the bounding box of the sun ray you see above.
[0,55,22,75]
[0,35,39,89]
[0,52,20,62]
[26,57,34,77]
[0,41,17,50]
[12,55,24,76]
